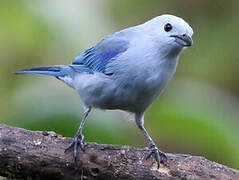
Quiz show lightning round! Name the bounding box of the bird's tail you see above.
[15,65,70,77]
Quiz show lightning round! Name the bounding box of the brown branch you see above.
[0,124,238,180]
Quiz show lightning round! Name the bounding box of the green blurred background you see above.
[0,0,238,169]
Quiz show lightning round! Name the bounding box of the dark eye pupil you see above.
[164,23,172,32]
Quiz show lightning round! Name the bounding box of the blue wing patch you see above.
[72,35,129,74]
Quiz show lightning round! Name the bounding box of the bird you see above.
[15,14,193,168]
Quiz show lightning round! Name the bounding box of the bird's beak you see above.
[170,34,193,47]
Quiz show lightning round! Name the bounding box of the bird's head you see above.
[143,14,193,55]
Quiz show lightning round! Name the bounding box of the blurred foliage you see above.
[0,0,238,169]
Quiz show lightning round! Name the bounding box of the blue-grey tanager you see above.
[16,14,193,168]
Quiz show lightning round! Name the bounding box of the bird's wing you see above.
[72,35,129,74]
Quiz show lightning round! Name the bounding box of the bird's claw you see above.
[146,145,167,168]
[65,134,85,161]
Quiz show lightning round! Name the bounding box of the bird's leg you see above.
[135,113,167,168]
[65,106,91,161]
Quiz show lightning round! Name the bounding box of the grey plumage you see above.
[15,14,193,168]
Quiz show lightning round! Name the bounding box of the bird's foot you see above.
[65,134,85,161]
[146,144,167,168]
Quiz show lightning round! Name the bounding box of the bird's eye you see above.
[164,23,172,32]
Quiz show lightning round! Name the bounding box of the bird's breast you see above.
[111,57,178,112]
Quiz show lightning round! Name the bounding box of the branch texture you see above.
[0,124,238,180]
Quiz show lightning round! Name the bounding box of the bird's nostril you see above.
[182,34,186,36]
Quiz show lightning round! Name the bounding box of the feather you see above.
[72,35,129,73]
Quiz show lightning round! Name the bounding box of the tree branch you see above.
[0,124,238,180]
